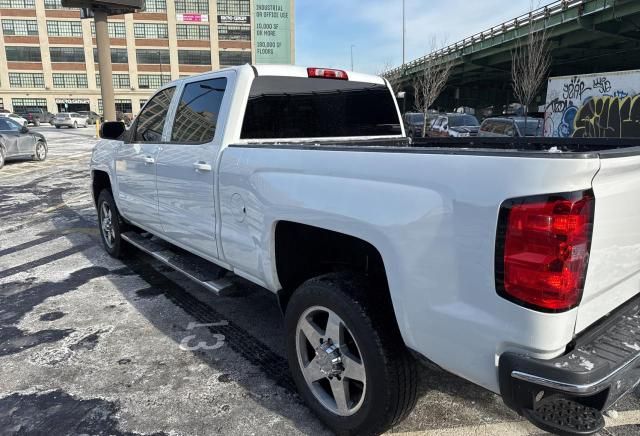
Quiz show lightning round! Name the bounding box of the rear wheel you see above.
[33,119,40,127]
[33,141,47,161]
[285,272,417,435]
[73,121,78,129]
[55,125,61,129]
[0,146,5,169]
[97,190,128,258]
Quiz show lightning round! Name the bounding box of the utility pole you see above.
[350,44,355,71]
[402,0,406,65]
[94,10,116,121]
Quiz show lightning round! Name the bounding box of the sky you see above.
[295,0,543,74]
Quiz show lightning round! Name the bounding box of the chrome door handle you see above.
[193,161,212,172]
[143,156,155,165]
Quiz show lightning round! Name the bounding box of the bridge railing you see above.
[385,0,586,79]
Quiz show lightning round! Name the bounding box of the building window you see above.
[6,46,41,62]
[0,0,35,7]
[2,19,38,36]
[52,73,88,88]
[47,20,82,37]
[134,23,169,39]
[44,0,78,9]
[178,49,211,65]
[99,98,133,114]
[136,49,170,64]
[90,21,126,38]
[216,0,249,15]
[143,0,166,12]
[218,24,250,41]
[50,47,85,62]
[138,74,171,89]
[175,0,208,14]
[13,98,47,112]
[219,50,251,67]
[96,74,131,89]
[9,72,44,88]
[176,24,209,40]
[139,99,147,108]
[92,48,128,64]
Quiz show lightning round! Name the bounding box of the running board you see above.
[121,231,234,295]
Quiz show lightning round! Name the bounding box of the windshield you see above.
[407,113,424,124]
[241,77,400,139]
[448,115,479,127]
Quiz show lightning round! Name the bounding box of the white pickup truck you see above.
[91,64,640,435]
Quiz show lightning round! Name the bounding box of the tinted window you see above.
[134,87,175,142]
[408,113,424,124]
[516,119,543,136]
[241,77,400,139]
[171,77,227,143]
[0,117,20,131]
[448,115,479,127]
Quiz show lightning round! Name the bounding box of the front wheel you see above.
[285,272,417,435]
[33,141,47,161]
[73,121,78,129]
[97,190,128,258]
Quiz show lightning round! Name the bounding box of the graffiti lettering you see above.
[562,76,591,100]
[572,96,640,138]
[613,90,629,99]
[546,97,567,113]
[592,77,612,94]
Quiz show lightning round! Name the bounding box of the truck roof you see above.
[166,64,386,87]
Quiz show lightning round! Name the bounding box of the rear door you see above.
[155,73,232,259]
[115,86,175,231]
[576,153,640,332]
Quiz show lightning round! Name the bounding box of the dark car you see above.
[0,117,47,169]
[478,117,544,137]
[78,111,100,125]
[402,112,439,138]
[13,107,55,126]
[429,114,480,137]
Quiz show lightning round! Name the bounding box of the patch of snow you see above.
[623,342,640,351]
[554,362,569,368]
[579,357,595,371]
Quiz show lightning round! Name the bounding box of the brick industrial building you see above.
[0,0,295,114]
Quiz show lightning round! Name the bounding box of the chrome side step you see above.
[121,231,234,295]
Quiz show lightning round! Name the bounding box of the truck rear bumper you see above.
[499,294,640,416]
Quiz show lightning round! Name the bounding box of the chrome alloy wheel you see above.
[35,142,46,160]
[100,201,115,248]
[296,306,367,416]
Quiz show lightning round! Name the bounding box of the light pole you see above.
[402,0,406,65]
[350,44,355,71]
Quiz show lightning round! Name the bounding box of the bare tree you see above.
[511,14,551,128]
[413,37,455,137]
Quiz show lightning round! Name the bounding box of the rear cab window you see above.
[241,76,400,139]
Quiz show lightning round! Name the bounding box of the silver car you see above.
[53,112,89,129]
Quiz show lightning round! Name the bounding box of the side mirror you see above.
[20,126,29,133]
[100,121,126,140]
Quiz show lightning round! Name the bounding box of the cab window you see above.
[133,87,175,142]
[171,77,227,143]
[0,117,20,131]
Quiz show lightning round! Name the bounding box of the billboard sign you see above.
[176,13,209,23]
[218,15,250,24]
[254,0,292,64]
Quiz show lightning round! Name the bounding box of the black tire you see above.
[285,272,417,436]
[0,146,5,170]
[97,189,128,258]
[33,119,40,127]
[33,141,47,161]
[73,121,78,129]
[55,125,61,129]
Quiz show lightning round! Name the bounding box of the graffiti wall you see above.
[544,69,640,138]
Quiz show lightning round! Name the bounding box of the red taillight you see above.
[496,191,595,312]
[307,67,348,80]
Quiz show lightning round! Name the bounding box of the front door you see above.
[115,87,176,232]
[0,117,30,156]
[155,75,231,259]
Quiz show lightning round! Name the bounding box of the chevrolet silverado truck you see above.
[91,64,640,435]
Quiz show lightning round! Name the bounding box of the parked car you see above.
[92,64,640,436]
[77,111,100,125]
[402,112,439,138]
[53,112,89,129]
[429,113,480,137]
[0,116,47,169]
[479,117,544,137]
[13,108,55,126]
[0,112,28,127]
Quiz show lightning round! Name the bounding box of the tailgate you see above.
[576,153,640,332]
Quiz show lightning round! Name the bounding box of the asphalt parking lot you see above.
[2,126,640,436]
